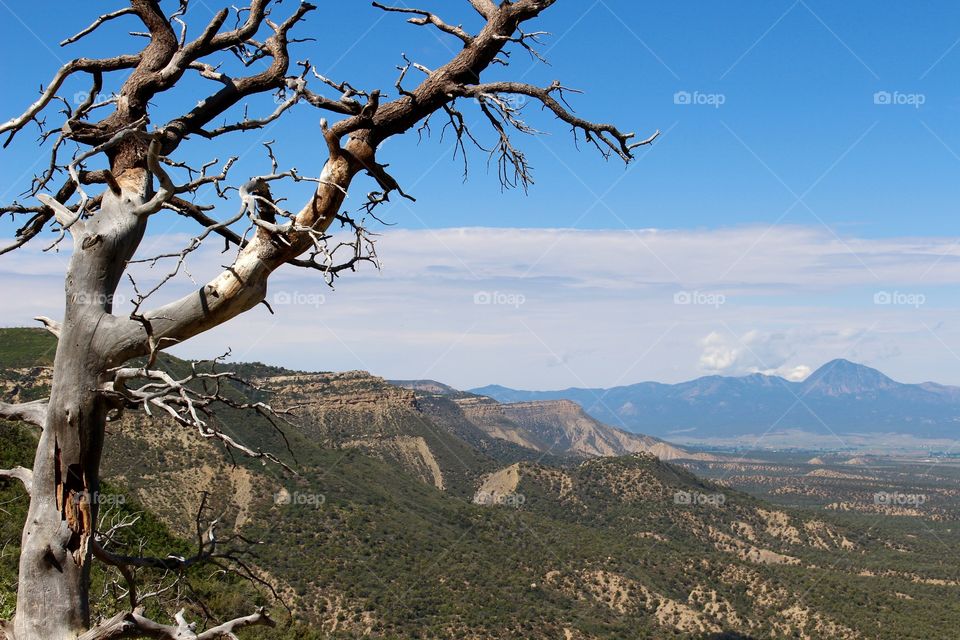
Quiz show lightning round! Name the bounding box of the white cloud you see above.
[2,225,959,389]
[698,332,742,372]
[698,330,812,380]
[775,365,813,382]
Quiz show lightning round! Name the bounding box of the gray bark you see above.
[13,175,149,640]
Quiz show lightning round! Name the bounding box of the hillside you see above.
[472,359,960,441]
[430,394,717,461]
[389,378,718,461]
[2,328,960,639]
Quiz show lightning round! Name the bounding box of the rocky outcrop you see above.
[455,396,717,461]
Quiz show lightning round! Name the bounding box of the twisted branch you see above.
[79,606,273,640]
[0,400,48,429]
[372,2,474,44]
[103,355,295,471]
[0,467,33,495]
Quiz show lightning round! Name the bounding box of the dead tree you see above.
[0,2,657,638]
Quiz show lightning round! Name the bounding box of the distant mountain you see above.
[472,359,960,440]
[4,329,959,639]
[801,358,900,396]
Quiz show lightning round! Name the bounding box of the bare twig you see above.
[372,2,474,44]
[60,8,137,47]
[103,356,296,471]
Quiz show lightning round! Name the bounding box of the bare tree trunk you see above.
[13,173,149,640]
[14,363,104,639]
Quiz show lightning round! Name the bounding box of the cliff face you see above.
[500,399,656,457]
[451,395,718,461]
[254,371,454,490]
[446,396,547,451]
[0,332,712,506]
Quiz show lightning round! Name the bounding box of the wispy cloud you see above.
[2,225,958,389]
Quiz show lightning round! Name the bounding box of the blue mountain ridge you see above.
[470,360,960,439]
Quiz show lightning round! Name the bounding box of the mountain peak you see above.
[818,358,862,370]
[801,359,897,396]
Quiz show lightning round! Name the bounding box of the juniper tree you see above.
[0,2,656,637]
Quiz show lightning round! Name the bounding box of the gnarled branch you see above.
[0,467,33,495]
[0,55,140,146]
[103,355,295,471]
[79,606,273,640]
[60,8,137,47]
[0,400,48,429]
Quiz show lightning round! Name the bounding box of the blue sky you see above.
[1,2,959,389]
[3,1,958,235]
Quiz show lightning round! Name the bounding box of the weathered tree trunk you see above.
[14,357,105,639]
[12,172,149,640]
[9,150,360,638]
